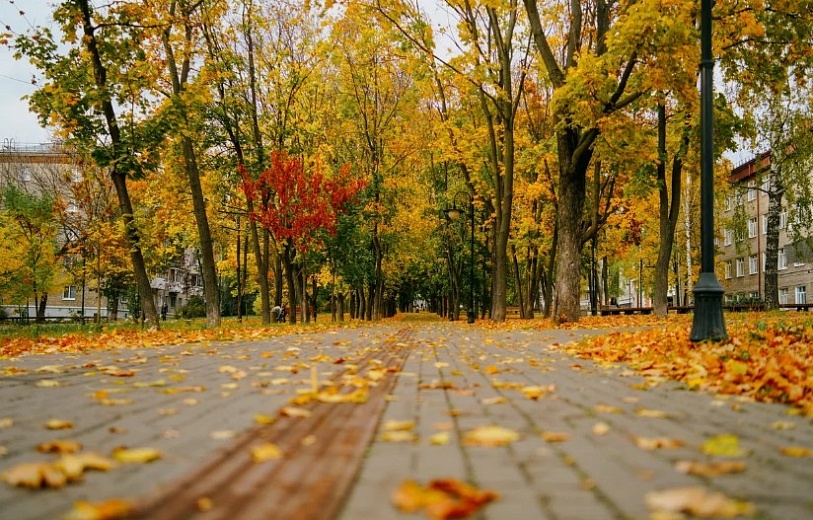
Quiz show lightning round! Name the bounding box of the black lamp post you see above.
[690,0,727,341]
[446,192,476,324]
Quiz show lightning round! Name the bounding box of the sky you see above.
[0,1,56,145]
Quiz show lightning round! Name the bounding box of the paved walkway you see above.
[1,322,811,519]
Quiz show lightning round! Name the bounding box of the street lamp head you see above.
[445,207,462,220]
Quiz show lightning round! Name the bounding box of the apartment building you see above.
[1,140,203,321]
[719,151,813,305]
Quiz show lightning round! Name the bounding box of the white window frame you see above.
[62,286,76,301]
[778,248,788,270]
[748,217,758,238]
[761,215,768,235]
[779,288,789,305]
[747,181,757,201]
[725,196,733,211]
[724,229,733,246]
[724,261,732,279]
[761,177,770,193]
[749,255,758,275]
[779,211,787,229]
[795,286,807,305]
[736,258,744,277]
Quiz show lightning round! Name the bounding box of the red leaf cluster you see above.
[239,152,366,252]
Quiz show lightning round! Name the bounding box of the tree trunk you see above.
[181,138,221,327]
[77,0,158,329]
[282,241,297,324]
[764,164,785,309]
[653,105,689,317]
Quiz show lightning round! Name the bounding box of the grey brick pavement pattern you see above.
[1,322,812,519]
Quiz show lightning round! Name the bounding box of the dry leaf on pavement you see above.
[779,446,813,458]
[1,462,67,489]
[37,439,83,454]
[463,425,519,447]
[392,478,498,520]
[521,385,555,400]
[541,431,570,443]
[62,498,134,520]
[592,422,610,436]
[112,447,161,464]
[674,460,746,477]
[45,418,74,430]
[251,443,283,462]
[633,437,684,451]
[701,434,744,457]
[645,486,755,518]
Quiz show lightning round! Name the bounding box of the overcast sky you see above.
[1,1,57,144]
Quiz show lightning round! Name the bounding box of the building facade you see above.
[719,152,812,305]
[1,140,203,321]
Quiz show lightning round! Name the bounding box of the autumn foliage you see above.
[240,151,366,251]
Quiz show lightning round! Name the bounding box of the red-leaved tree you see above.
[240,151,365,322]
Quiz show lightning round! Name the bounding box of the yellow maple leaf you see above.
[45,419,74,430]
[112,447,161,464]
[37,439,83,454]
[62,498,134,520]
[251,443,283,462]
[463,425,520,447]
[779,446,813,458]
[701,434,744,457]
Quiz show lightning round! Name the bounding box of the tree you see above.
[15,0,162,327]
[0,184,62,321]
[241,151,365,322]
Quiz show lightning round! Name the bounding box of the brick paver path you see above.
[1,322,811,519]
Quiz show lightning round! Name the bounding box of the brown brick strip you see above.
[127,328,413,520]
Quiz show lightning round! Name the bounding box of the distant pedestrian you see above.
[161,304,168,321]
[272,305,282,322]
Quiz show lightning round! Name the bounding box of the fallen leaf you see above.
[592,422,610,436]
[701,434,744,457]
[380,431,419,443]
[521,385,555,400]
[429,432,451,445]
[37,439,83,454]
[62,498,134,520]
[392,478,498,519]
[251,443,283,462]
[56,453,116,479]
[541,431,570,443]
[112,447,161,464]
[779,446,813,458]
[635,408,668,418]
[645,486,755,518]
[463,425,519,447]
[1,462,67,488]
[0,418,12,429]
[633,437,684,451]
[254,414,276,425]
[770,421,796,430]
[45,419,74,430]
[674,460,746,477]
[36,379,61,388]
[480,396,506,405]
[279,407,311,418]
[594,404,623,414]
[196,497,214,512]
[383,420,415,432]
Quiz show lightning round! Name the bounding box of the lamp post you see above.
[690,0,727,341]
[446,192,476,323]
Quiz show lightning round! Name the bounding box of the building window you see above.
[761,176,770,193]
[748,217,757,238]
[779,288,789,304]
[63,286,76,301]
[736,258,744,277]
[749,255,758,275]
[761,215,768,235]
[725,196,732,211]
[749,292,759,300]
[779,211,787,229]
[20,167,32,182]
[796,286,807,305]
[724,229,733,246]
[778,248,787,270]
[724,261,732,279]
[747,181,757,201]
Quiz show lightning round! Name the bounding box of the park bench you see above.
[599,306,654,316]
